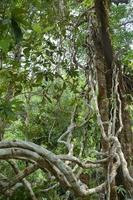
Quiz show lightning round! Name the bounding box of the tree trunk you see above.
[116,70,133,199]
[91,0,133,199]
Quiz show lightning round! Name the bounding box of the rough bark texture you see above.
[93,0,133,199]
[93,1,116,199]
[116,74,133,199]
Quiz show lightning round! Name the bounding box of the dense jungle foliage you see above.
[0,0,133,200]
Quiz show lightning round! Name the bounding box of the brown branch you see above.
[58,154,109,168]
[0,140,118,197]
[1,162,39,193]
[8,160,38,200]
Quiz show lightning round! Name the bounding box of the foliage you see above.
[0,0,132,199]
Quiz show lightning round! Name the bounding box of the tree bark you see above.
[92,0,133,199]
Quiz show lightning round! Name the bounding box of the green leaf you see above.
[82,0,94,7]
[11,18,23,43]
[0,39,10,52]
[31,0,42,8]
[23,47,30,57]
[11,7,25,17]
[32,24,42,33]
[44,25,55,33]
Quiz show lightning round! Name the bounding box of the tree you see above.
[0,0,132,199]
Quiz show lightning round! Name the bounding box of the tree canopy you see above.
[0,0,133,200]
